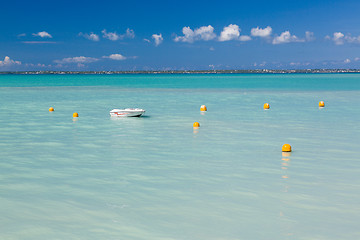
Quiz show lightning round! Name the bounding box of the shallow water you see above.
[0,74,359,239]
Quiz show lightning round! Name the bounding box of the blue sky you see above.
[1,0,360,71]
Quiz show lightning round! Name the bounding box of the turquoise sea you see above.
[0,74,359,240]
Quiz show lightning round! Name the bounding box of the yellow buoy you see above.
[319,101,325,107]
[73,112,79,118]
[282,144,292,152]
[200,105,207,111]
[193,122,200,128]
[263,103,270,109]
[49,107,54,112]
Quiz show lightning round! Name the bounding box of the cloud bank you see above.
[22,41,56,44]
[0,56,21,66]
[54,56,99,64]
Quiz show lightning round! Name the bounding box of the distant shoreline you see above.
[1,69,360,75]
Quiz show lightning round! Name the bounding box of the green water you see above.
[0,74,359,240]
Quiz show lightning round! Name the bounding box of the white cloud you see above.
[239,35,252,41]
[102,54,127,60]
[102,29,121,41]
[327,32,360,45]
[102,28,135,41]
[125,28,135,39]
[218,24,251,42]
[272,31,304,44]
[174,27,194,43]
[332,32,344,45]
[344,35,360,44]
[0,56,21,66]
[79,32,99,41]
[54,56,99,64]
[251,26,272,37]
[32,31,52,38]
[152,33,163,46]
[143,38,151,43]
[17,33,26,37]
[195,25,216,41]
[174,25,216,43]
[344,58,351,63]
[209,46,215,51]
[219,24,240,41]
[305,31,315,41]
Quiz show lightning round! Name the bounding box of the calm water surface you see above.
[0,74,359,240]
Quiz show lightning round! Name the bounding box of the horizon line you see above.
[1,69,360,74]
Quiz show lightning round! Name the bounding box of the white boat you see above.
[110,108,145,117]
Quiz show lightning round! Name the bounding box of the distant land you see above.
[1,69,360,74]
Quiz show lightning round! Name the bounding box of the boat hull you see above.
[110,108,145,117]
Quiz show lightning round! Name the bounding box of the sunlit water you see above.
[0,74,359,240]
